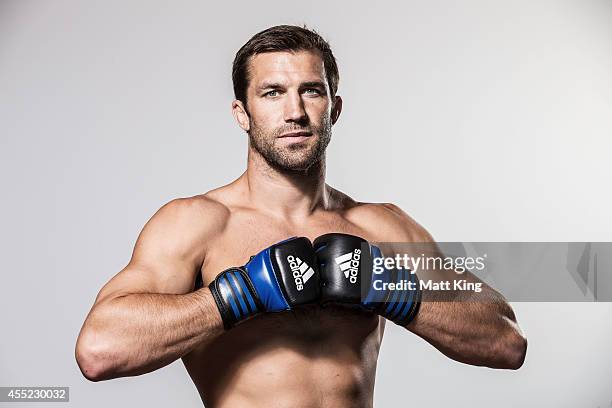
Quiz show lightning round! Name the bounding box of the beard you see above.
[248,115,332,172]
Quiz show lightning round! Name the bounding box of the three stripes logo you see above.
[287,255,315,291]
[335,249,362,284]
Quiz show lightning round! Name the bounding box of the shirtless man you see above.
[75,25,527,407]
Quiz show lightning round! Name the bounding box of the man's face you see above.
[237,50,339,172]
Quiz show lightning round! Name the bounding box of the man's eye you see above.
[265,90,279,97]
[304,88,320,95]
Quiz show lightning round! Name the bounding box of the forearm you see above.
[76,288,223,381]
[408,288,527,369]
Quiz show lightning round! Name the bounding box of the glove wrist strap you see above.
[209,268,261,330]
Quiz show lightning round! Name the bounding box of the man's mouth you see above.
[278,131,313,143]
[279,131,313,138]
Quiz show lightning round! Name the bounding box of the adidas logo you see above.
[335,249,362,284]
[287,255,315,291]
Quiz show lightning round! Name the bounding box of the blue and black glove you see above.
[313,233,421,326]
[209,237,320,329]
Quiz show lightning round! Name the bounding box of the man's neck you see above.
[240,150,330,220]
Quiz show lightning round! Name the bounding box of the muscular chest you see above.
[199,211,370,285]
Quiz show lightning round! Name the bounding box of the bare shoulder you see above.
[134,193,230,260]
[344,201,434,243]
[150,194,228,232]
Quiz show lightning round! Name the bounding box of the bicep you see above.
[94,259,196,305]
[94,199,217,305]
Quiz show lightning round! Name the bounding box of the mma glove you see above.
[209,237,320,329]
[313,233,421,326]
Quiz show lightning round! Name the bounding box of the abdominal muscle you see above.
[183,306,383,408]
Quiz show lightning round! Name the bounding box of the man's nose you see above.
[283,91,307,123]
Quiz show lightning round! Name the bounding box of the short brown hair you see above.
[232,25,339,107]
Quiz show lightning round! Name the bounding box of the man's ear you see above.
[232,100,250,132]
[331,95,343,125]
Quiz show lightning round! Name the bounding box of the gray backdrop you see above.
[1,0,611,406]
